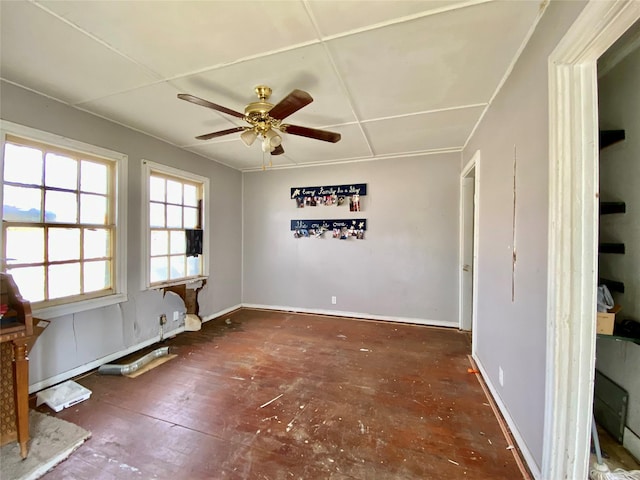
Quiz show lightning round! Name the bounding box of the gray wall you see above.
[242,154,460,325]
[461,0,586,471]
[0,80,242,387]
[596,43,640,455]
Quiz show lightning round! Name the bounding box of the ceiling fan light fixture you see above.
[240,129,257,147]
[264,129,282,148]
[262,137,275,152]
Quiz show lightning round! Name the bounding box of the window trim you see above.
[141,159,209,290]
[1,120,128,319]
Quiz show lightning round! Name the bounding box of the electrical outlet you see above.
[499,366,504,387]
[173,311,180,321]
[331,296,337,305]
[159,314,167,325]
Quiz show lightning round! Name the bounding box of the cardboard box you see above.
[597,305,622,335]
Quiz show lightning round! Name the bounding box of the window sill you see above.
[148,276,208,291]
[32,293,128,320]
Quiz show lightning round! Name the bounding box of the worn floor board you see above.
[39,309,526,479]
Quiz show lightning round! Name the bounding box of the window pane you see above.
[150,256,168,283]
[48,228,80,262]
[6,227,44,265]
[84,260,110,292]
[170,230,185,254]
[84,228,109,259]
[7,266,45,303]
[167,205,182,228]
[150,176,165,202]
[187,256,201,277]
[184,184,198,207]
[150,203,165,228]
[45,153,77,190]
[81,161,108,194]
[184,207,198,229]
[3,185,42,222]
[45,190,77,223]
[80,194,107,224]
[3,144,43,185]
[170,255,185,279]
[150,230,168,256]
[48,263,81,299]
[166,180,182,204]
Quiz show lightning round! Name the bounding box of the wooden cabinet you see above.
[0,273,33,459]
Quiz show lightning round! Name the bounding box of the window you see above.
[1,121,127,319]
[142,160,208,288]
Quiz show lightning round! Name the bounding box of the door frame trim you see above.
[459,151,480,355]
[543,2,640,478]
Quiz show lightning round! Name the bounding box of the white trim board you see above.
[458,150,480,346]
[28,325,185,394]
[241,303,459,328]
[473,354,541,479]
[543,2,640,480]
[200,303,242,323]
[28,303,242,394]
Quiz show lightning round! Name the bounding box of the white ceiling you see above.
[0,0,546,171]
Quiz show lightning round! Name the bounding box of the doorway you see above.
[544,2,640,479]
[459,151,479,346]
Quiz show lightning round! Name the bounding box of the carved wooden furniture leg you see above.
[13,342,29,458]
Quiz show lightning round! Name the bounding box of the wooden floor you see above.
[38,309,526,479]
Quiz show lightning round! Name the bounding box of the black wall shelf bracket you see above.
[599,243,625,254]
[599,130,625,150]
[600,202,626,215]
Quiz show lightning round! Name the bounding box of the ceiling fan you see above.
[178,85,341,157]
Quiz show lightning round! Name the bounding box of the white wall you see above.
[242,153,460,325]
[0,80,243,388]
[596,42,640,457]
[461,0,586,472]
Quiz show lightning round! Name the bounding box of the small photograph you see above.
[315,228,326,238]
[340,227,349,240]
[337,196,345,206]
[308,229,316,236]
[296,197,305,208]
[324,195,333,206]
[333,228,340,238]
[301,229,309,237]
[349,194,360,212]
[316,196,324,206]
[356,230,365,240]
[309,197,317,207]
[294,230,302,238]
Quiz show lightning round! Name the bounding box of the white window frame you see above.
[141,159,209,290]
[0,120,128,319]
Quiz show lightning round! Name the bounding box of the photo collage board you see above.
[290,183,367,240]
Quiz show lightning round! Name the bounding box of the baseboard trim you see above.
[473,354,541,480]
[241,303,459,328]
[624,427,640,462]
[28,303,454,393]
[28,325,185,394]
[200,304,242,323]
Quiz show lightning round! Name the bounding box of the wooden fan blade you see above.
[281,124,341,143]
[195,127,246,141]
[271,144,285,156]
[178,93,245,119]
[268,89,313,120]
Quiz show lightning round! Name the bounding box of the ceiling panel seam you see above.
[32,1,165,84]
[461,0,550,151]
[301,0,374,157]
[311,0,493,43]
[361,103,489,124]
